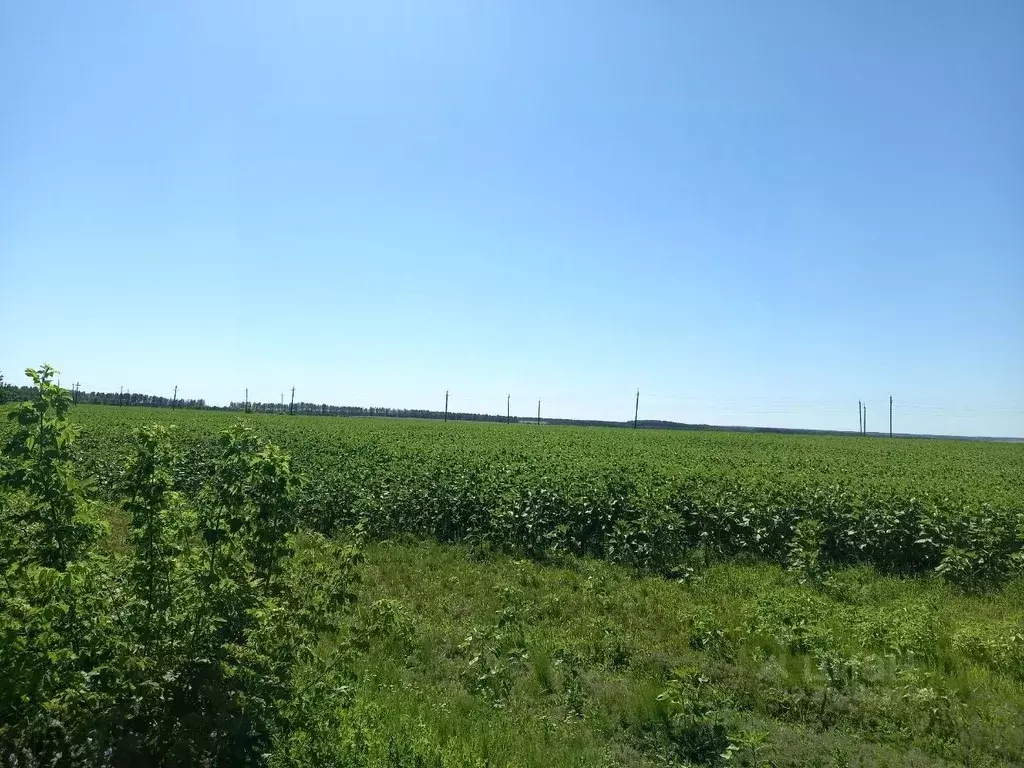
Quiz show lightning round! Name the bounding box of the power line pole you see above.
[245,388,249,413]
[889,395,893,438]
[290,386,295,416]
[634,389,640,429]
[507,394,510,425]
[73,382,80,405]
[858,400,863,435]
[863,405,867,435]
[444,390,449,422]
[172,385,177,410]
[119,386,123,407]
[537,399,541,426]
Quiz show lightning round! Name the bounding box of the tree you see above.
[0,364,364,765]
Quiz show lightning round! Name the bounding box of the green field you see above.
[70,405,1024,586]
[3,400,1024,766]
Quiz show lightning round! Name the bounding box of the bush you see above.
[0,365,362,766]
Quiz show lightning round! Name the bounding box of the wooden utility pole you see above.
[507,394,510,424]
[537,399,541,426]
[290,386,295,416]
[889,395,893,438]
[444,390,449,422]
[634,389,640,429]
[172,385,177,410]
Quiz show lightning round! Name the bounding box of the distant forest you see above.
[2,372,1015,441]
[0,380,207,410]
[0,379,670,428]
[229,400,516,423]
[0,374,631,426]
[0,374,510,423]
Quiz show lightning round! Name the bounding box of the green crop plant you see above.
[15,399,1019,592]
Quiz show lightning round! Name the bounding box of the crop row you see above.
[54,407,1024,590]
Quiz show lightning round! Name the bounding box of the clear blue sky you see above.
[2,1,1022,436]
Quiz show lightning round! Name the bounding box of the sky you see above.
[1,1,1022,436]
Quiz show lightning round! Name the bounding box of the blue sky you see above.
[2,1,1021,436]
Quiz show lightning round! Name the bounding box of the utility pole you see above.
[889,395,893,438]
[444,390,449,422]
[245,388,249,413]
[172,385,177,410]
[290,386,295,416]
[507,394,510,425]
[73,382,80,405]
[120,386,124,406]
[863,405,867,435]
[634,389,640,430]
[537,399,541,426]
[858,400,862,434]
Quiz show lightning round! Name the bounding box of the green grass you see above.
[345,538,1024,767]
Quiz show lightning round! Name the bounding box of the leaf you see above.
[203,528,224,545]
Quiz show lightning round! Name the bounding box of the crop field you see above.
[69,405,1024,587]
[3,395,1024,766]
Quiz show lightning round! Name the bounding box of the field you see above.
[71,405,1024,586]
[3,400,1024,766]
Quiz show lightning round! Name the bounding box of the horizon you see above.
[2,2,1022,438]
[2,365,1022,441]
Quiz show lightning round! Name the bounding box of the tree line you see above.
[231,400,517,423]
[0,383,205,409]
[0,371,507,422]
[0,369,675,428]
[0,371,685,430]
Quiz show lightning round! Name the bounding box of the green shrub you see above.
[0,366,362,766]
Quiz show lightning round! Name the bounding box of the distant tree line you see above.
[0,369,677,429]
[0,372,205,409]
[77,391,207,409]
[0,372,815,432]
[227,400,517,423]
[0,372,500,421]
[0,382,30,404]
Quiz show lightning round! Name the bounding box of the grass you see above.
[342,537,1024,767]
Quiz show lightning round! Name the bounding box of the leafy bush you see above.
[0,366,362,765]
[656,666,739,764]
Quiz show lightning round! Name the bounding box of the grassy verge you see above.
[345,538,1024,767]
